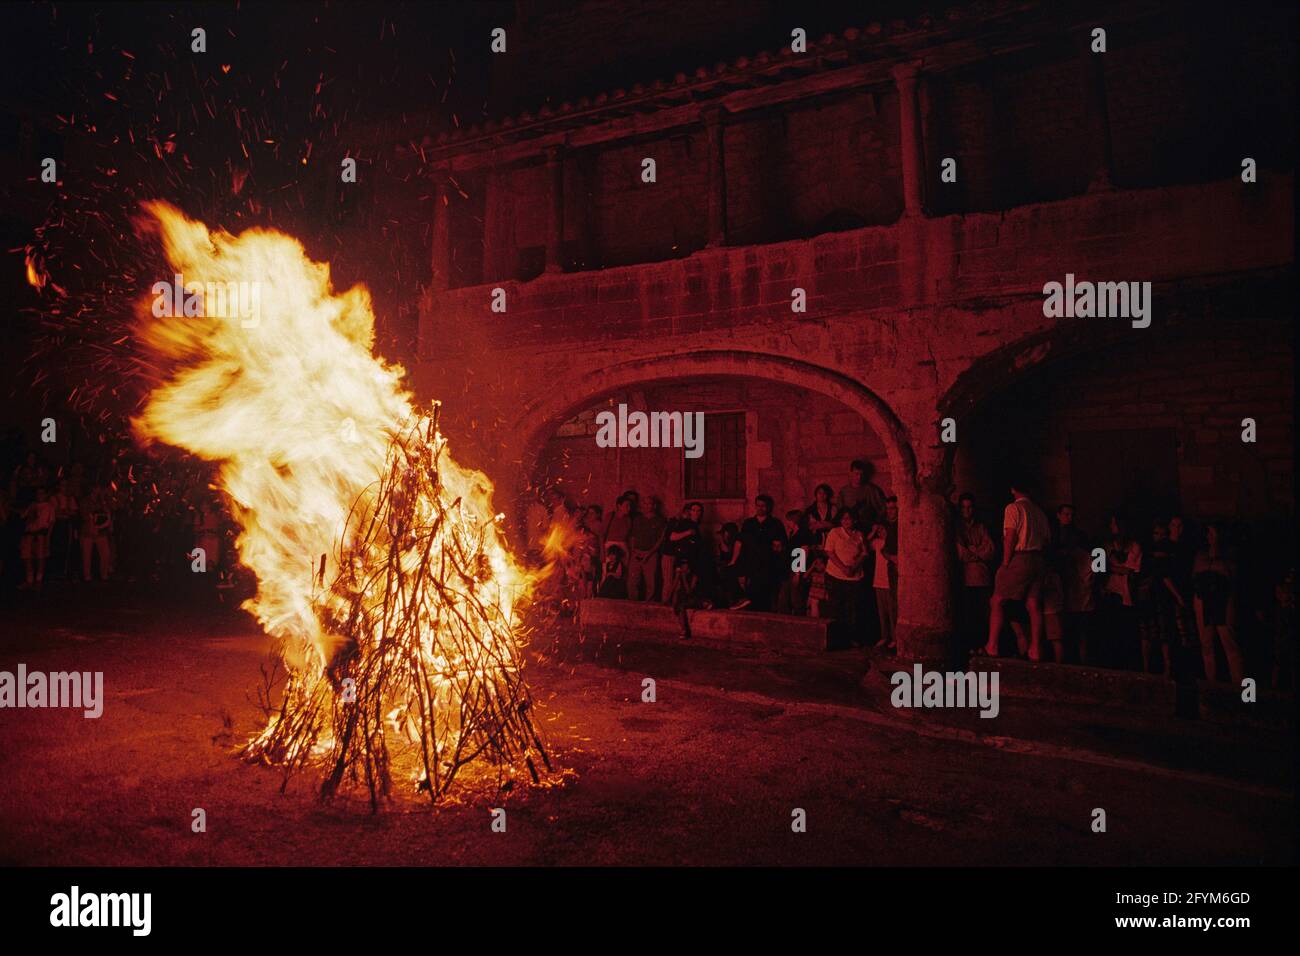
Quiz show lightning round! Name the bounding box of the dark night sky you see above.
[0,0,940,449]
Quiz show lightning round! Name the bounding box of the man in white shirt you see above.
[984,480,1051,660]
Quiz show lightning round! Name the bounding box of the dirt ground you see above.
[0,581,1292,866]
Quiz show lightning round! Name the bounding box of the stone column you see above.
[895,433,956,663]
[544,145,565,273]
[703,106,728,247]
[1081,30,1115,191]
[430,167,452,291]
[892,61,926,218]
[895,487,956,663]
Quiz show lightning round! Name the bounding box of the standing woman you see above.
[1193,522,1243,686]
[804,484,836,547]
[715,522,745,609]
[824,507,867,648]
[1100,515,1142,667]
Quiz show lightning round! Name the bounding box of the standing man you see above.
[956,494,996,652]
[740,494,787,611]
[984,479,1051,660]
[627,496,667,601]
[603,494,635,555]
[836,459,887,533]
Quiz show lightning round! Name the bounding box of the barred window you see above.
[684,412,745,499]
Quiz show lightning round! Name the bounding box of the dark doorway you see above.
[1069,428,1180,536]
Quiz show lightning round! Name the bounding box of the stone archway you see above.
[506,349,953,660]
[509,350,916,511]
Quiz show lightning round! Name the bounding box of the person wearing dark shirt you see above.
[804,484,836,547]
[597,543,628,599]
[835,459,886,532]
[1192,522,1242,686]
[1138,520,1175,677]
[603,494,634,553]
[739,494,787,612]
[716,522,745,608]
[627,496,667,601]
[660,502,704,602]
[776,509,816,615]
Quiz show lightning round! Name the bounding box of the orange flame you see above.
[132,202,530,672]
[25,248,48,290]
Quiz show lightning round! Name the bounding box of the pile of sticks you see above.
[242,407,550,810]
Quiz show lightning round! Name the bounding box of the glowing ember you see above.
[133,202,549,805]
[24,247,51,291]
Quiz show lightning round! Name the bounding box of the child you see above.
[807,553,831,619]
[668,556,704,639]
[597,542,628,599]
[19,486,56,590]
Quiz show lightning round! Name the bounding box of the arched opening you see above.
[494,350,965,653]
[523,374,898,548]
[507,350,916,523]
[952,314,1291,549]
[948,309,1292,674]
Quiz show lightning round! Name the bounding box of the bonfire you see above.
[133,203,549,808]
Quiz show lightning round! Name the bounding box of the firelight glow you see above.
[132,202,545,800]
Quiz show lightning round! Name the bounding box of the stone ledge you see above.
[578,598,828,655]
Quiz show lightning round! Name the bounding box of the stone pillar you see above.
[1081,30,1115,191]
[544,145,565,273]
[895,487,955,663]
[892,61,926,218]
[895,433,955,663]
[703,106,728,247]
[430,168,452,291]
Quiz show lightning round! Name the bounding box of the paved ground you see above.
[0,582,1292,865]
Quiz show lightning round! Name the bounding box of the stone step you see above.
[578,598,829,655]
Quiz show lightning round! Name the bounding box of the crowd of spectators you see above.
[7,432,1292,691]
[0,441,238,598]
[539,460,1294,689]
[541,461,905,652]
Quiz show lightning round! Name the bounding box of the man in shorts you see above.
[984,480,1051,661]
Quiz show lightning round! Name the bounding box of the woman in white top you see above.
[1100,514,1142,658]
[1102,515,1143,607]
[825,508,867,647]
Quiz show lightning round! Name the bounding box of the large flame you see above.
[133,204,547,802]
[134,202,527,665]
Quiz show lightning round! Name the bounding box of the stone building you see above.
[411,0,1294,659]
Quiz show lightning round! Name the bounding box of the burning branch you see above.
[131,203,551,809]
[242,407,551,808]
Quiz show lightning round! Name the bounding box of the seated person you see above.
[597,542,628,599]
